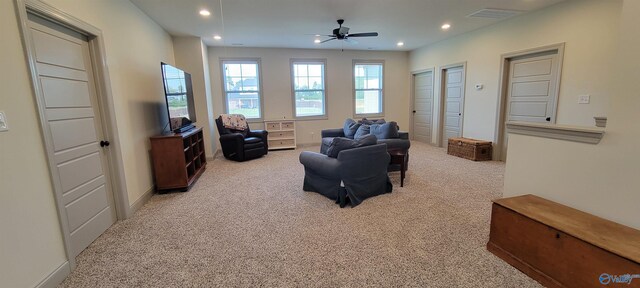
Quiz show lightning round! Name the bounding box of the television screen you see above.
[161,62,196,133]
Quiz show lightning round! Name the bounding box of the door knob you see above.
[412,110,416,113]
[459,113,462,116]
[100,140,110,147]
[546,117,551,122]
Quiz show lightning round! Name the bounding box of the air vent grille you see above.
[467,8,522,19]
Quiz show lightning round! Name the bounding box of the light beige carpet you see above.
[60,142,540,287]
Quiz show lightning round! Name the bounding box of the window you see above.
[291,60,326,118]
[353,61,384,116]
[221,59,262,119]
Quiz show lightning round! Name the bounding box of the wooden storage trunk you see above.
[447,137,492,161]
[488,195,640,288]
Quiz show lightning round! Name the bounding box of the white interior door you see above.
[29,14,116,257]
[443,66,465,144]
[507,53,559,123]
[412,71,433,143]
[500,51,561,161]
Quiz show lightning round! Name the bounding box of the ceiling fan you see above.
[318,19,378,44]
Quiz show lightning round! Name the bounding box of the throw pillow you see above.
[326,135,378,158]
[356,134,378,146]
[370,121,399,139]
[326,137,356,158]
[354,124,371,139]
[343,118,361,139]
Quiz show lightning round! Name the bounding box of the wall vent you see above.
[467,8,522,19]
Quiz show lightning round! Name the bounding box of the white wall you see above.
[208,47,410,146]
[0,0,174,286]
[40,0,176,205]
[173,36,215,157]
[409,0,620,143]
[504,0,640,230]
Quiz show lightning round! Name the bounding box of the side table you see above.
[388,149,408,187]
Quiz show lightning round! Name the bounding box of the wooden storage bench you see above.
[447,137,492,161]
[488,195,640,288]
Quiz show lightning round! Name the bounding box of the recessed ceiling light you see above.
[199,9,211,16]
[397,42,404,47]
[441,23,451,30]
[314,39,321,44]
[214,35,222,40]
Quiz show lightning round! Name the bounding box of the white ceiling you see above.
[130,0,566,51]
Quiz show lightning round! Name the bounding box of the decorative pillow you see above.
[326,137,356,158]
[370,121,399,139]
[343,118,361,139]
[326,135,378,158]
[356,134,378,146]
[354,124,371,139]
[359,118,386,125]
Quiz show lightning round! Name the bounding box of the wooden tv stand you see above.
[150,127,206,192]
[488,195,640,288]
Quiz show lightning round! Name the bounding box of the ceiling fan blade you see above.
[344,38,359,45]
[306,34,335,37]
[320,38,336,44]
[346,32,379,37]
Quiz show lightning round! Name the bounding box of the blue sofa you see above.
[320,118,410,156]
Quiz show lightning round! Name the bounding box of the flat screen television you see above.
[161,62,196,133]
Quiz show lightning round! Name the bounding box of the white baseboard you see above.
[129,186,154,215]
[207,149,219,161]
[35,261,70,288]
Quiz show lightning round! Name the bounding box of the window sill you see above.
[295,116,329,121]
[506,121,605,144]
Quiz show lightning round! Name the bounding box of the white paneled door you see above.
[443,66,465,144]
[507,53,559,123]
[29,14,116,257]
[412,71,433,143]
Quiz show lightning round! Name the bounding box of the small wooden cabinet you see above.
[264,119,296,150]
[150,127,206,191]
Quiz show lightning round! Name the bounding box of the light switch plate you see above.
[578,95,590,104]
[0,111,8,132]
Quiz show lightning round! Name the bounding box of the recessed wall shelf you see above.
[506,121,605,144]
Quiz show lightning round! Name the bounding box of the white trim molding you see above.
[129,186,155,215]
[506,121,605,144]
[35,262,70,288]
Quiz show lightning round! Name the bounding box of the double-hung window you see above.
[221,59,262,119]
[291,59,327,118]
[353,61,384,116]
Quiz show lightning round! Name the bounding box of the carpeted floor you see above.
[60,142,540,287]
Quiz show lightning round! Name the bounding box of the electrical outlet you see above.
[0,111,8,132]
[578,95,590,104]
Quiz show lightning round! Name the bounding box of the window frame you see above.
[290,58,328,120]
[219,58,264,122]
[352,60,385,118]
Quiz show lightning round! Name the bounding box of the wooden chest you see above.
[447,137,492,161]
[488,195,640,288]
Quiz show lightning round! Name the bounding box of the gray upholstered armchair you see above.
[299,143,392,207]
